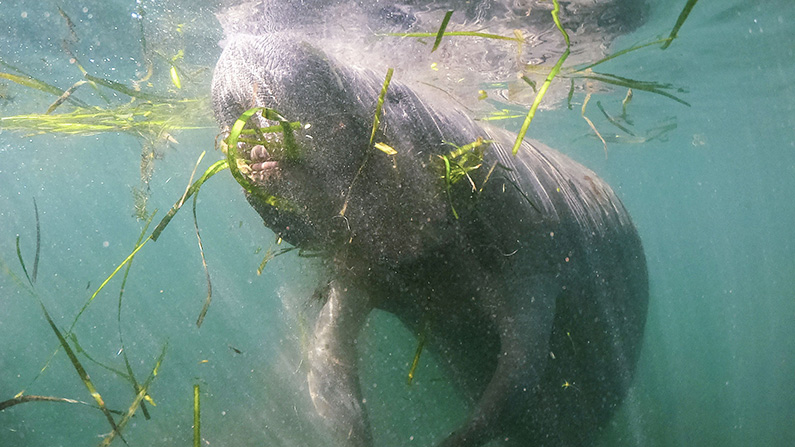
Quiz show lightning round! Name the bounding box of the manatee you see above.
[211,2,648,446]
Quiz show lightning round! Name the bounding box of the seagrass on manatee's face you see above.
[211,1,649,445]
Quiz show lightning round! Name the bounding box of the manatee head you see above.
[212,33,464,264]
[212,35,371,248]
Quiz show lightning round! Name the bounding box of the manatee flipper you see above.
[440,274,558,447]
[307,281,374,447]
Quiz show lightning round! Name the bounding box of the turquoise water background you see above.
[1,1,793,446]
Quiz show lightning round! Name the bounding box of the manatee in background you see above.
[211,1,648,445]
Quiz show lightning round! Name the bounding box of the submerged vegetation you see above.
[390,0,696,158]
[0,4,215,220]
[0,4,218,444]
[0,200,167,444]
[0,97,209,136]
[0,0,700,444]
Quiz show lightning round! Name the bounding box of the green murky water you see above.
[1,1,793,446]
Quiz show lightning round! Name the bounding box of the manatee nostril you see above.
[251,144,270,161]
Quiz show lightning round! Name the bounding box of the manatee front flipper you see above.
[307,281,374,447]
[439,274,558,447]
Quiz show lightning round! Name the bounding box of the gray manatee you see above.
[212,1,648,445]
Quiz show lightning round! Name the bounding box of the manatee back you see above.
[473,130,649,444]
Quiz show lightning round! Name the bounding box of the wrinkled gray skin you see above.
[212,1,648,446]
